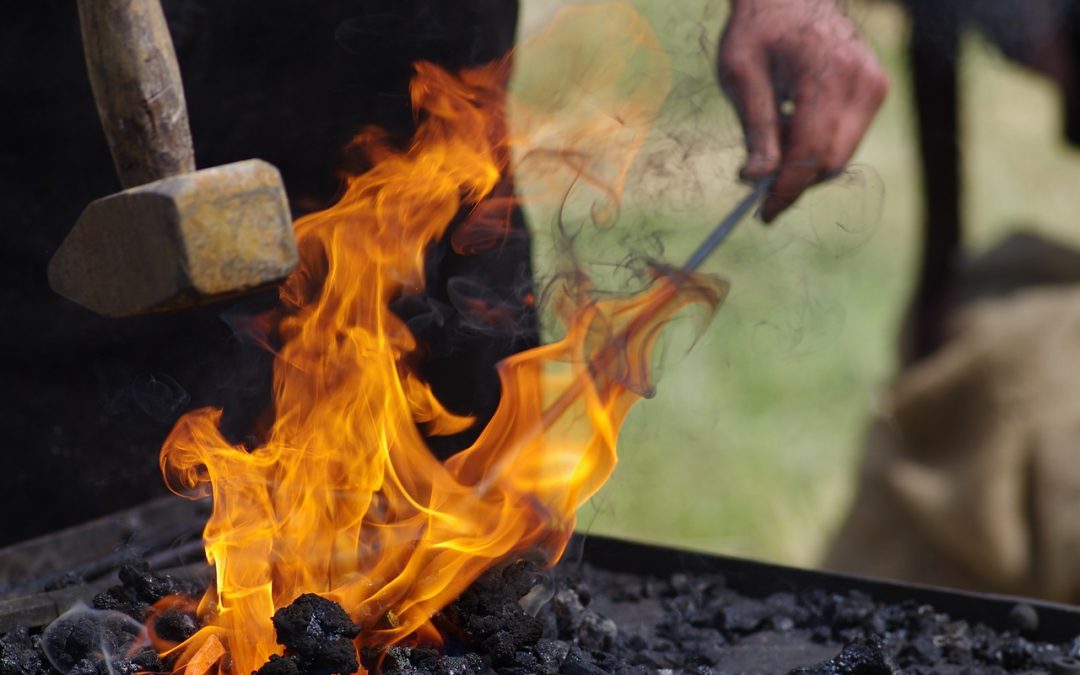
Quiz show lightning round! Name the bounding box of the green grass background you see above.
[512,0,1080,567]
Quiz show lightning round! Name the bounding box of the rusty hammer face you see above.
[48,0,298,318]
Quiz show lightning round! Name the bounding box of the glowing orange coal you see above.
[156,4,726,674]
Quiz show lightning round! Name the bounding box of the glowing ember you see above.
[156,5,726,674]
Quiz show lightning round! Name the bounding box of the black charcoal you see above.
[6,554,1080,675]
[153,610,197,643]
[269,593,361,675]
[788,636,893,674]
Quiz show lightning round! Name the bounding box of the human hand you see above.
[718,0,889,222]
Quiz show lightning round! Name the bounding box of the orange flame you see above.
[158,4,725,674]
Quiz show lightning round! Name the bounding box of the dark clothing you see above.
[0,1,530,545]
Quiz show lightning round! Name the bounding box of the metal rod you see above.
[682,176,774,272]
[478,179,775,494]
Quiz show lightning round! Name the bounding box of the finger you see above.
[824,60,890,175]
[760,156,819,223]
[761,80,840,222]
[718,43,782,179]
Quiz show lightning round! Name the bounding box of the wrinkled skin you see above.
[718,0,889,221]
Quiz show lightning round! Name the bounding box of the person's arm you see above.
[718,0,888,222]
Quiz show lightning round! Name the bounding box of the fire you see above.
[157,4,726,674]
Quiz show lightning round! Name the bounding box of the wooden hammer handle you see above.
[77,0,195,188]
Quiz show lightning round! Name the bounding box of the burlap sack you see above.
[826,240,1080,602]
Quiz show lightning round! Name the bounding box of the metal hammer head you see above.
[48,159,298,318]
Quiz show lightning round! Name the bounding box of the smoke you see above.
[42,603,150,675]
[95,363,191,424]
[512,1,883,366]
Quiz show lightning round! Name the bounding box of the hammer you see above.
[48,0,299,318]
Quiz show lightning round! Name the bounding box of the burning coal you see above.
[154,4,725,674]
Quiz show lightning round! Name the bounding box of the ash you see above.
[3,559,1079,675]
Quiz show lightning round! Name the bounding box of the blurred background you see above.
[514,0,1080,567]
